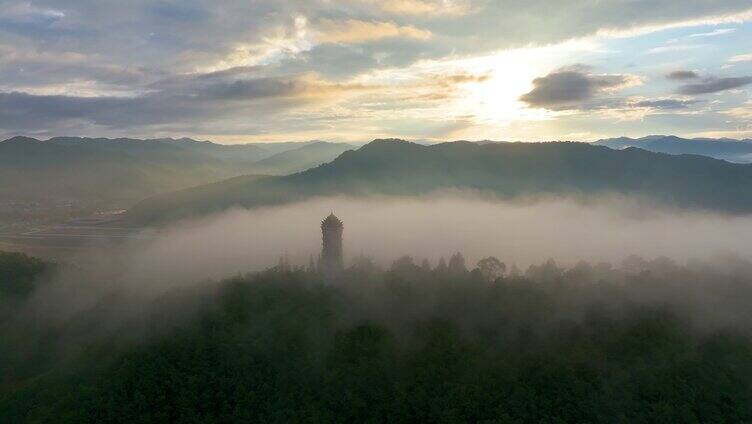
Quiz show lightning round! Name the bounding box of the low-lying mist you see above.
[121,192,752,284]
[16,193,752,311]
[14,192,752,331]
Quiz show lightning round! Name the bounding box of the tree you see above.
[508,264,521,278]
[435,257,448,273]
[476,256,506,282]
[448,252,467,275]
[0,251,53,297]
[420,259,431,272]
[307,255,317,274]
[391,256,422,278]
[526,258,562,283]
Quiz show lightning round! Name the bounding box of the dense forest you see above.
[2,251,752,422]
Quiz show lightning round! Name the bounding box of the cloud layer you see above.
[1,1,752,140]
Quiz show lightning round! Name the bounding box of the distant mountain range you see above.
[125,139,752,226]
[595,135,752,163]
[246,142,355,176]
[0,136,351,211]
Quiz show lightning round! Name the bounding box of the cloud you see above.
[630,98,698,110]
[724,101,752,120]
[677,76,752,94]
[5,1,751,77]
[666,70,700,80]
[435,72,490,85]
[520,66,639,111]
[0,2,64,24]
[648,44,704,54]
[1,0,752,138]
[315,20,432,44]
[729,53,752,63]
[369,0,472,15]
[0,71,375,135]
[196,77,308,101]
[690,28,736,37]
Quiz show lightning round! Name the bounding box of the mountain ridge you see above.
[124,138,752,226]
[0,136,354,219]
[595,135,752,162]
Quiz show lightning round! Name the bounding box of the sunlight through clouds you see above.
[1,1,751,141]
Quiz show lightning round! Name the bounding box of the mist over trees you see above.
[0,251,54,298]
[3,251,752,422]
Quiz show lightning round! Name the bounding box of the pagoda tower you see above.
[320,213,343,280]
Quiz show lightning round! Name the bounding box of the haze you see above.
[53,194,752,290]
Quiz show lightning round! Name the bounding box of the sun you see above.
[448,39,601,137]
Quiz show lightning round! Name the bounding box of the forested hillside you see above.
[126,139,752,225]
[2,255,752,422]
[0,136,351,219]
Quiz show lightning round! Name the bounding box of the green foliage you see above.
[0,251,52,297]
[477,256,506,281]
[2,263,752,423]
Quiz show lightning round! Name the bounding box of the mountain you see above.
[0,136,349,219]
[250,142,353,175]
[595,135,752,162]
[0,136,243,209]
[155,137,270,163]
[245,140,334,155]
[124,139,752,226]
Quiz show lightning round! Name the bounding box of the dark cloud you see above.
[197,77,308,101]
[666,70,700,80]
[0,91,188,130]
[0,82,267,130]
[0,69,372,136]
[520,66,635,110]
[520,67,703,115]
[678,76,752,94]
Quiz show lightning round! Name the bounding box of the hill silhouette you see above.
[595,135,752,163]
[125,139,752,225]
[0,136,352,214]
[252,142,353,175]
[0,136,249,210]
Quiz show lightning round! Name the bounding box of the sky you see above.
[0,0,751,143]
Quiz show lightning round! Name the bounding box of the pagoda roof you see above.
[321,213,343,227]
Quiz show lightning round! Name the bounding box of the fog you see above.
[16,192,752,335]
[7,192,752,403]
[119,193,752,286]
